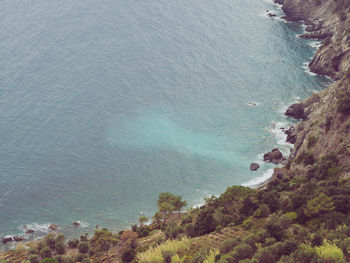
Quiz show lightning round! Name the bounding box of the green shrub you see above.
[242,217,253,230]
[54,256,63,263]
[78,241,89,254]
[283,212,297,222]
[232,244,254,261]
[253,204,270,218]
[68,238,79,248]
[40,259,58,263]
[253,247,276,263]
[220,238,239,254]
[55,242,66,254]
[40,247,52,259]
[74,254,88,262]
[296,151,315,165]
[181,214,193,225]
[307,135,318,148]
[315,241,344,262]
[266,219,284,241]
[184,223,195,237]
[165,221,183,239]
[45,234,56,249]
[56,234,65,243]
[28,254,40,263]
[192,207,217,236]
[215,225,222,233]
[339,237,350,257]
[264,238,276,247]
[305,193,335,218]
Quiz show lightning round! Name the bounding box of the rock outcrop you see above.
[263,148,285,164]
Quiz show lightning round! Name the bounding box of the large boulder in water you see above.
[263,148,284,164]
[250,163,260,171]
[13,236,25,242]
[49,224,58,231]
[2,237,13,244]
[285,103,306,120]
[26,229,34,234]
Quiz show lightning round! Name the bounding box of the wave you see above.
[301,62,317,76]
[241,168,274,187]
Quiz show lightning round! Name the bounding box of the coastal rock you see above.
[267,13,276,17]
[13,236,25,242]
[49,224,58,231]
[285,126,297,144]
[285,103,306,120]
[73,221,80,226]
[26,229,34,234]
[2,237,13,244]
[263,148,284,164]
[250,163,260,171]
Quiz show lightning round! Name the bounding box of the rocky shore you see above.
[270,0,350,182]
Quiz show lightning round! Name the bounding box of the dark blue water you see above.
[0,0,330,244]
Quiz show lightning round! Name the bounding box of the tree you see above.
[305,193,335,218]
[157,192,176,223]
[139,216,148,227]
[91,229,119,263]
[173,195,187,218]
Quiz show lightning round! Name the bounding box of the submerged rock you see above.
[250,163,260,171]
[267,12,277,17]
[285,103,306,120]
[26,229,34,234]
[73,221,80,226]
[263,148,284,164]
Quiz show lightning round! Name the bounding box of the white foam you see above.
[302,63,317,76]
[19,222,51,234]
[242,169,274,187]
[308,40,322,49]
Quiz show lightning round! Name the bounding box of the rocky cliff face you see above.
[273,0,350,180]
[277,0,350,80]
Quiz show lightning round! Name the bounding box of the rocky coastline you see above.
[266,0,350,184]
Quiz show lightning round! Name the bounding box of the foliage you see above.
[165,221,183,240]
[67,238,79,248]
[220,238,240,254]
[137,238,190,263]
[121,248,136,263]
[55,242,65,255]
[39,259,58,263]
[45,234,56,250]
[28,255,40,263]
[304,193,335,218]
[315,241,345,262]
[78,241,90,254]
[40,247,51,259]
[253,204,270,218]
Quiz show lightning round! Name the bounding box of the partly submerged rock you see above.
[73,221,80,226]
[26,229,34,234]
[263,148,284,164]
[285,126,297,144]
[285,103,306,120]
[49,224,58,231]
[2,237,13,244]
[13,236,25,242]
[250,163,260,171]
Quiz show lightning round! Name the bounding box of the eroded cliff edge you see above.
[273,0,350,181]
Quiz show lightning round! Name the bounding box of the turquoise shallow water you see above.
[0,0,330,245]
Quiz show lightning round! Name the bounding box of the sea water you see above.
[0,0,330,246]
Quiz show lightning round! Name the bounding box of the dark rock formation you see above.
[49,224,58,231]
[263,148,284,164]
[73,221,80,226]
[2,237,13,244]
[285,103,306,120]
[26,229,34,234]
[267,13,277,17]
[250,163,260,171]
[13,236,25,242]
[285,126,297,144]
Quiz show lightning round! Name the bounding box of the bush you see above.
[161,251,172,263]
[56,234,65,243]
[253,204,270,218]
[337,89,350,114]
[55,242,66,254]
[54,256,63,263]
[220,238,240,254]
[40,259,58,263]
[296,151,315,165]
[165,221,183,239]
[232,244,254,261]
[315,241,344,262]
[215,225,222,233]
[40,247,52,259]
[74,254,88,262]
[62,257,73,263]
[78,241,89,254]
[264,238,276,247]
[68,238,79,248]
[28,255,40,263]
[184,223,195,237]
[266,219,284,241]
[253,247,276,263]
[283,212,297,222]
[192,207,217,236]
[181,215,193,225]
[242,217,253,230]
[45,234,56,249]
[122,248,136,263]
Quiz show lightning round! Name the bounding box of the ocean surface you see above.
[0,0,331,246]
